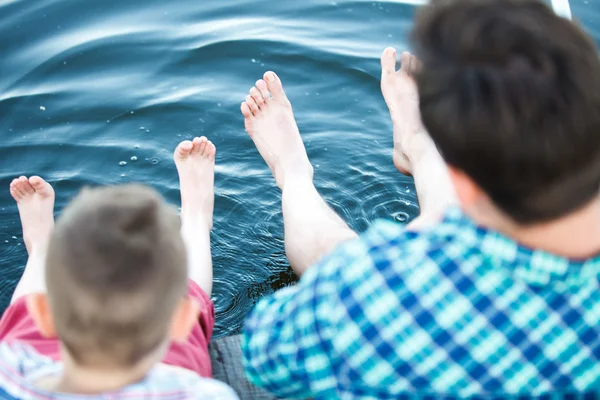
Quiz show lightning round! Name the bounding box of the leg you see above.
[9,176,55,303]
[380,48,458,229]
[174,137,216,296]
[241,73,357,277]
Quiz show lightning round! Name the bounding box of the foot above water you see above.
[380,48,435,175]
[241,71,313,190]
[173,137,216,230]
[9,176,55,253]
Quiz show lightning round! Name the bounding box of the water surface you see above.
[1,0,598,337]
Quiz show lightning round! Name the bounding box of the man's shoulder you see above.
[334,208,469,272]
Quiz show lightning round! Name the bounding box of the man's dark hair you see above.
[46,185,187,367]
[413,0,600,224]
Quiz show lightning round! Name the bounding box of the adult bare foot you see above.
[241,71,313,190]
[381,48,436,175]
[9,176,55,253]
[174,137,216,230]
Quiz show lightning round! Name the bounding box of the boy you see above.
[239,0,600,397]
[0,138,238,399]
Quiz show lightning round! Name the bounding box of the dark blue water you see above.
[1,0,598,337]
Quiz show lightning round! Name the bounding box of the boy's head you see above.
[28,185,197,368]
[413,0,600,224]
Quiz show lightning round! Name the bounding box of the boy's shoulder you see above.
[0,342,238,399]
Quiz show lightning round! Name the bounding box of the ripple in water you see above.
[0,0,598,336]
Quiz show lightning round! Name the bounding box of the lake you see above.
[1,0,598,337]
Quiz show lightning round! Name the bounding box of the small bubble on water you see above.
[39,106,46,111]
[135,144,140,149]
[63,61,67,65]
[119,161,127,166]
[106,120,110,123]
[4,240,8,244]
[406,189,410,193]
[121,173,127,178]
[17,243,21,246]
[316,164,320,168]
[139,126,145,130]
[260,63,265,67]
[130,111,134,114]
[131,156,138,161]
[12,236,17,240]
[146,129,150,133]
[388,34,393,38]
[150,158,159,165]
[251,59,257,63]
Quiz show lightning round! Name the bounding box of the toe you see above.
[29,176,54,198]
[191,137,204,155]
[400,51,412,74]
[256,80,270,102]
[263,72,287,103]
[205,141,216,159]
[250,86,265,107]
[10,179,22,201]
[246,95,260,115]
[175,140,194,161]
[241,102,253,118]
[381,47,397,82]
[18,176,34,196]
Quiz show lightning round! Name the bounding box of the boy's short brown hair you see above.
[46,185,187,367]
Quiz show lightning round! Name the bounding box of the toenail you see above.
[266,73,275,82]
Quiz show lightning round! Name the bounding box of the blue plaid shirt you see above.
[242,207,600,399]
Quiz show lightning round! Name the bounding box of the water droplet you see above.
[106,120,110,123]
[316,164,320,168]
[4,240,8,243]
[146,129,150,133]
[131,156,138,161]
[140,126,145,130]
[150,158,159,165]
[121,173,127,177]
[39,106,46,111]
[135,144,140,149]
[17,243,21,246]
[406,189,410,193]
[130,111,134,114]
[11,236,17,239]
[251,59,257,63]
[63,61,67,65]
[119,161,127,166]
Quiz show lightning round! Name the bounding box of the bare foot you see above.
[9,176,55,253]
[173,137,216,230]
[381,48,436,175]
[241,71,313,190]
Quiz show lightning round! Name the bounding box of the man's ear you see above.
[448,167,485,209]
[169,298,200,343]
[26,294,56,338]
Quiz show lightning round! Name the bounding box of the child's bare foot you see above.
[381,48,436,175]
[241,71,313,190]
[174,137,216,230]
[9,176,55,253]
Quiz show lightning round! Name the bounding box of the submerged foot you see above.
[241,71,313,189]
[10,176,55,253]
[381,48,435,175]
[174,137,216,230]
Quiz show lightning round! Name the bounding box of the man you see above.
[239,0,600,398]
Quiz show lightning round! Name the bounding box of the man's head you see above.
[412,0,600,224]
[28,185,197,368]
